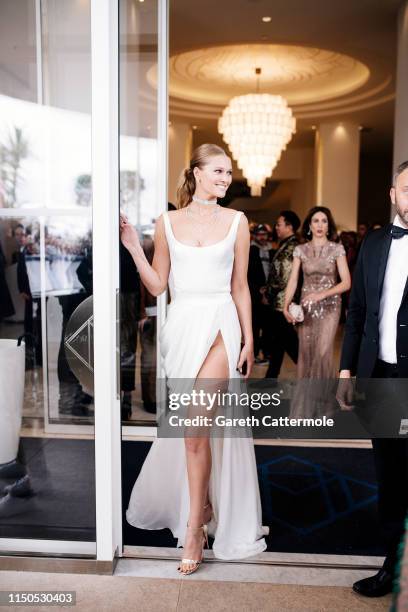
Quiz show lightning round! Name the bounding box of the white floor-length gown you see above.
[126,210,268,560]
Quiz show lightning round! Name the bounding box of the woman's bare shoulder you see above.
[230,209,247,227]
[225,207,246,221]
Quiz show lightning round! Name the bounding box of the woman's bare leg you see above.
[180,332,229,572]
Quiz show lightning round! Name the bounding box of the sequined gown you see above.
[294,242,346,379]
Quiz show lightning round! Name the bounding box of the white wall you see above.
[316,122,360,231]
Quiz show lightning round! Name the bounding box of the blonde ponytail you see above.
[176,167,196,209]
[176,143,228,209]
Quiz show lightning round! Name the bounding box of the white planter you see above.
[0,339,25,464]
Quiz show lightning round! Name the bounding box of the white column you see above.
[91,0,122,562]
[393,1,408,169]
[168,122,192,205]
[315,122,360,231]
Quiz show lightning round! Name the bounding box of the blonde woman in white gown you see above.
[120,144,267,575]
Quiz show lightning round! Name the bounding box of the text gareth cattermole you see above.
[168,390,282,411]
[168,415,335,428]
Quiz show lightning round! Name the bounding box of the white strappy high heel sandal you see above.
[178,524,209,576]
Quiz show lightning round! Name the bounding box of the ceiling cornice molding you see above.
[158,43,373,106]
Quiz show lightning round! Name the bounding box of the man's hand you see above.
[336,370,355,411]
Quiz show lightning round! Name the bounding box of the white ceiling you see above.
[165,44,371,105]
[169,0,402,153]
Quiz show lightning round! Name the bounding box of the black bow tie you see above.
[391,225,408,239]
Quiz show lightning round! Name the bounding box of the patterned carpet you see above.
[122,441,386,556]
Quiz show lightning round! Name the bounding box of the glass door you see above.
[0,0,96,555]
[119,0,168,552]
[118,0,169,435]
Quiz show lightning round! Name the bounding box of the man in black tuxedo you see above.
[338,160,408,597]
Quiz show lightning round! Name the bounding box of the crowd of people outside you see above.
[0,220,156,420]
[0,222,95,416]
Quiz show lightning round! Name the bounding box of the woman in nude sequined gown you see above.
[283,207,351,416]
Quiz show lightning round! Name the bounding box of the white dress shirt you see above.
[378,215,408,363]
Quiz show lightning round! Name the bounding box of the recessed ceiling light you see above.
[311,125,316,130]
[192,125,198,130]
[262,16,272,23]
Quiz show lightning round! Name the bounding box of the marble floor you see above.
[116,555,384,586]
[0,567,393,611]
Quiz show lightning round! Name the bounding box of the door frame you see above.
[93,0,169,561]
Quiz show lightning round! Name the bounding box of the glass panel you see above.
[119,0,159,425]
[41,0,92,211]
[0,1,91,212]
[45,216,93,424]
[0,0,95,546]
[0,0,37,103]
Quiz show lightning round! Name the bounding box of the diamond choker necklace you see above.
[192,195,217,205]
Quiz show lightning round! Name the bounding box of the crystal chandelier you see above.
[218,73,296,196]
